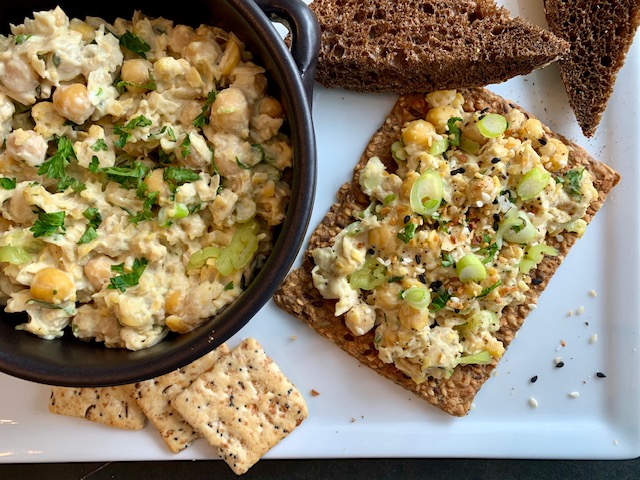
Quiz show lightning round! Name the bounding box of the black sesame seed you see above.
[430,280,443,290]
[530,375,538,383]
[509,103,516,109]
[539,137,548,146]
[403,215,411,224]
[415,255,421,264]
[443,151,448,160]
[493,221,499,231]
[481,107,490,114]
[367,248,375,255]
[454,308,460,313]
[418,274,426,284]
[493,213,500,222]
[451,167,466,175]
[491,157,500,164]
[596,372,606,378]
[478,114,486,121]
[532,277,543,286]
[492,198,498,205]
[555,361,565,368]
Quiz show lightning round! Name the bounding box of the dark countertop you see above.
[1,458,639,479]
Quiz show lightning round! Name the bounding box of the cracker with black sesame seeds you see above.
[171,337,308,475]
[133,343,231,453]
[48,384,146,430]
[273,87,620,417]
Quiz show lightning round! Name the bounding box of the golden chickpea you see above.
[518,118,545,143]
[52,83,94,125]
[368,225,397,256]
[402,120,435,149]
[257,96,283,118]
[167,24,196,56]
[164,290,184,315]
[120,59,153,93]
[84,255,113,291]
[143,168,170,199]
[426,105,459,134]
[31,267,76,304]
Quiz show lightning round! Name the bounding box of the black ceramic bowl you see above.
[0,0,319,386]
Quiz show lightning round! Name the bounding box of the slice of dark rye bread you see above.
[544,0,640,137]
[309,0,570,94]
[273,88,620,417]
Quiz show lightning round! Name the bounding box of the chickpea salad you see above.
[0,8,292,350]
[311,89,598,383]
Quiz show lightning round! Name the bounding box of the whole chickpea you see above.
[120,59,153,93]
[31,267,76,304]
[52,83,94,125]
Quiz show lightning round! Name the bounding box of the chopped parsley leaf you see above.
[429,291,451,311]
[224,281,234,291]
[477,280,502,298]
[108,257,148,292]
[30,210,66,238]
[163,167,200,190]
[0,177,16,189]
[77,208,103,245]
[90,139,109,152]
[37,136,75,187]
[192,90,218,129]
[562,168,585,197]
[113,115,152,149]
[89,156,100,173]
[129,191,158,224]
[116,70,157,91]
[15,34,31,45]
[447,117,463,147]
[119,31,151,59]
[180,135,191,158]
[101,162,150,190]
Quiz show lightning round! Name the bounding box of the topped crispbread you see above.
[273,88,620,417]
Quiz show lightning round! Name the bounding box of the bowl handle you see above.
[255,0,321,106]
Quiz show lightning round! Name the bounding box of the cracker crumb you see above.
[528,397,539,409]
[350,417,356,423]
[588,289,597,298]
[567,310,574,317]
[589,334,598,344]
[310,389,321,397]
[289,335,297,341]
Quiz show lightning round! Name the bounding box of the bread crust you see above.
[310,0,570,94]
[273,88,620,417]
[544,0,640,137]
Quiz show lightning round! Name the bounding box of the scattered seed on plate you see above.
[568,392,580,398]
[530,375,538,383]
[589,334,598,344]
[596,372,607,378]
[588,289,597,298]
[576,306,585,315]
[528,397,539,409]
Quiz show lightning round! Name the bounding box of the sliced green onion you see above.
[349,257,386,291]
[429,136,449,156]
[447,117,462,146]
[457,350,492,365]
[401,285,431,310]
[383,193,396,205]
[477,113,508,138]
[158,202,189,227]
[459,136,480,155]
[519,243,559,274]
[410,169,443,216]
[0,245,33,265]
[497,209,536,245]
[391,141,407,162]
[456,253,487,283]
[517,167,551,201]
[465,310,500,334]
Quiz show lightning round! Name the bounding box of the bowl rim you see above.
[0,0,317,387]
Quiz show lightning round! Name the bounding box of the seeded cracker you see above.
[48,384,146,430]
[273,88,620,417]
[171,338,308,475]
[134,344,230,453]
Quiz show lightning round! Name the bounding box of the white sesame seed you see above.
[555,234,565,242]
[528,397,539,408]
[475,201,483,208]
[613,439,619,446]
[567,310,574,317]
[481,192,491,203]
[588,289,597,298]
[554,357,563,365]
[527,303,537,310]
[589,334,598,344]
[576,306,585,315]
[568,392,580,398]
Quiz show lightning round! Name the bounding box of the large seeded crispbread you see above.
[273,88,620,417]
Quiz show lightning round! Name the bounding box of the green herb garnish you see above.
[562,168,585,198]
[192,90,218,129]
[441,251,455,268]
[429,291,451,312]
[447,117,463,147]
[108,257,148,292]
[77,208,103,245]
[476,280,502,298]
[397,222,416,244]
[119,31,151,58]
[163,167,201,190]
[113,115,152,149]
[30,210,66,238]
[0,177,16,189]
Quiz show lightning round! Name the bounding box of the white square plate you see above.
[1,0,639,463]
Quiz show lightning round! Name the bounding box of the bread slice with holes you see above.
[544,0,640,137]
[310,0,569,93]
